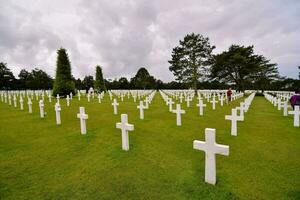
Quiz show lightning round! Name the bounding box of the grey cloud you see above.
[0,0,299,81]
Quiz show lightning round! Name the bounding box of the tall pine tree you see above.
[94,65,106,92]
[52,48,75,96]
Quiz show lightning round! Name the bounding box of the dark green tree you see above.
[118,77,129,89]
[31,68,53,89]
[82,75,94,92]
[0,62,15,90]
[94,65,106,92]
[168,33,215,90]
[130,67,156,89]
[210,45,278,91]
[18,69,32,89]
[52,48,75,96]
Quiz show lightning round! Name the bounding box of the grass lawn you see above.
[0,93,299,200]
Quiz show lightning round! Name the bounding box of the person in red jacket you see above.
[227,88,232,103]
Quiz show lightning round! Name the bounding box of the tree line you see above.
[1,33,299,93]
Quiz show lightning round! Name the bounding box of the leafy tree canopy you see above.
[169,33,215,90]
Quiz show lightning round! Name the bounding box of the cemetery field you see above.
[0,95,299,200]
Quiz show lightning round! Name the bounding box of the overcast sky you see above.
[1,0,299,81]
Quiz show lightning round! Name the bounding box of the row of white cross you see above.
[0,89,258,186]
[264,93,300,127]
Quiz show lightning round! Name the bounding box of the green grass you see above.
[0,93,299,200]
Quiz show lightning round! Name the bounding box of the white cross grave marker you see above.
[112,99,119,115]
[283,102,288,117]
[19,97,24,110]
[288,106,300,127]
[66,95,70,107]
[28,98,32,113]
[211,97,218,110]
[13,95,17,107]
[168,98,174,112]
[56,94,60,103]
[225,108,244,136]
[193,128,229,185]
[39,100,45,118]
[77,107,88,134]
[196,99,206,116]
[172,104,185,126]
[116,114,134,151]
[137,101,145,119]
[55,102,61,125]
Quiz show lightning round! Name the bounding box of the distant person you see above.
[227,88,232,103]
[289,89,300,110]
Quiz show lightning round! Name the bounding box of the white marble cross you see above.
[137,101,146,119]
[8,95,12,105]
[78,92,81,101]
[172,104,185,126]
[55,102,61,125]
[116,114,134,151]
[19,97,24,110]
[87,93,91,102]
[56,94,60,103]
[145,97,150,109]
[283,101,288,116]
[277,99,282,110]
[66,95,70,107]
[186,97,191,108]
[39,100,45,118]
[288,106,300,127]
[236,102,245,118]
[48,94,52,103]
[28,98,32,113]
[211,97,218,110]
[13,95,17,107]
[168,98,174,112]
[70,92,73,100]
[112,99,119,115]
[193,128,229,185]
[225,108,244,136]
[179,95,184,103]
[77,107,88,134]
[196,99,206,116]
[220,96,224,106]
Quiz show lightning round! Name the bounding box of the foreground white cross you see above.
[137,101,146,119]
[112,99,119,115]
[225,108,244,136]
[172,104,185,126]
[288,106,300,127]
[116,114,134,151]
[196,99,206,116]
[77,107,88,134]
[39,100,45,118]
[193,128,229,185]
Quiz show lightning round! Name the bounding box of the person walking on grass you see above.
[290,89,300,110]
[227,88,232,103]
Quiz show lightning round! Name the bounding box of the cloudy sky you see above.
[1,0,299,81]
